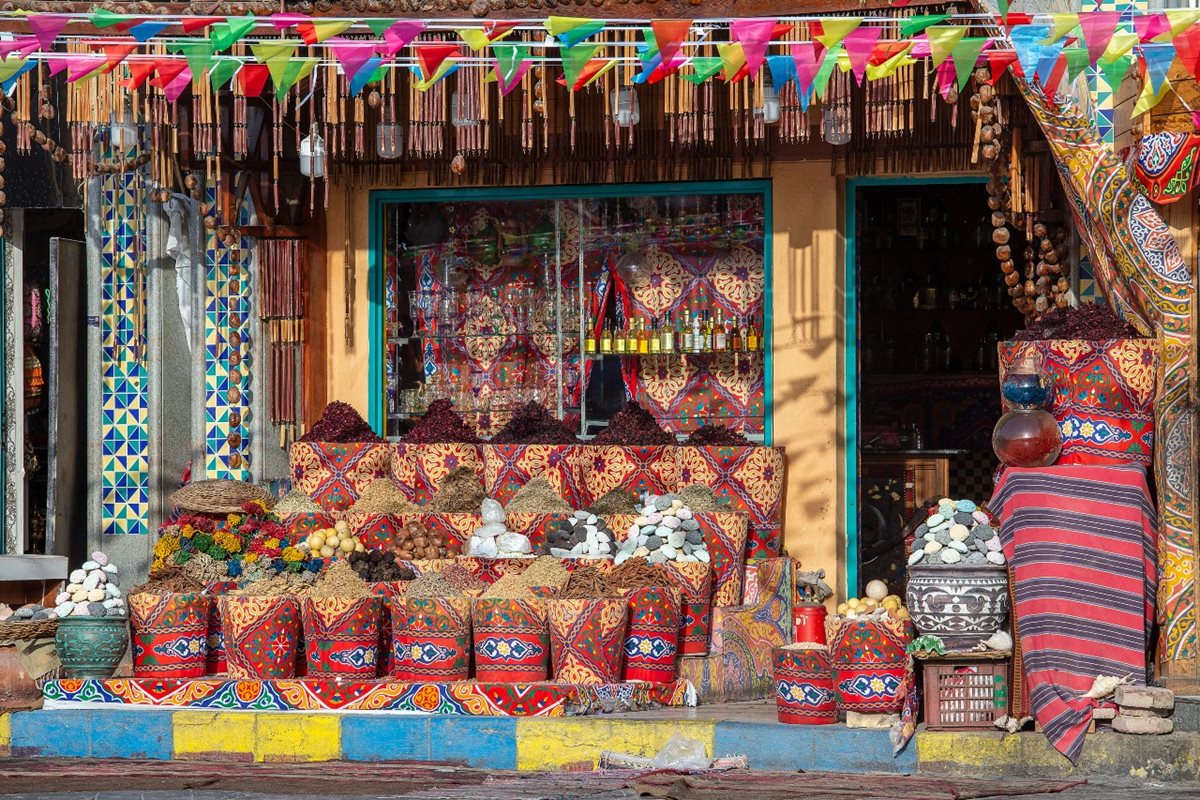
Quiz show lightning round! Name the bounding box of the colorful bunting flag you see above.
[1140,43,1176,94]
[900,14,949,38]
[211,17,257,52]
[1,59,34,94]
[843,26,881,85]
[182,18,223,34]
[102,44,137,73]
[328,38,377,78]
[1173,26,1200,78]
[813,44,841,98]
[124,60,157,90]
[1064,47,1090,84]
[298,20,355,46]
[717,42,746,82]
[209,59,239,90]
[67,56,106,83]
[1010,24,1052,80]
[1100,53,1131,89]
[28,14,67,51]
[1164,9,1200,38]
[730,18,776,78]
[380,21,425,56]
[651,19,691,68]
[413,42,461,81]
[926,25,966,68]
[414,61,458,92]
[237,63,271,98]
[683,56,723,84]
[129,21,169,43]
[149,59,188,88]
[1134,13,1168,44]
[250,41,299,91]
[1100,31,1138,64]
[1131,75,1170,116]
[1042,13,1080,44]
[951,37,988,91]
[987,50,1021,84]
[1080,11,1121,65]
[560,42,599,89]
[493,42,531,94]
[165,68,192,102]
[349,56,384,96]
[766,53,795,90]
[791,41,823,96]
[90,10,132,29]
[366,18,399,37]
[0,36,37,61]
[546,17,605,48]
[815,18,861,50]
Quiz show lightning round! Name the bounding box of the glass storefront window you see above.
[376,183,769,442]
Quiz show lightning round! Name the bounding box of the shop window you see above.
[375,184,769,441]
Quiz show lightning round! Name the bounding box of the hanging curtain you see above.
[1015,80,1196,672]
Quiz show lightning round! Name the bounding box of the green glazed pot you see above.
[55,616,129,678]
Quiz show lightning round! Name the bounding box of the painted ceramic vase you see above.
[906,564,1010,649]
[55,617,129,679]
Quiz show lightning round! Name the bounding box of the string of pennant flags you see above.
[0,8,1196,116]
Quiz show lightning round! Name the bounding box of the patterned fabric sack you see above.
[773,646,836,724]
[676,445,786,557]
[577,445,678,507]
[695,512,749,607]
[828,617,910,713]
[482,444,586,507]
[290,442,392,511]
[220,596,301,679]
[472,598,550,682]
[623,586,681,682]
[999,339,1156,466]
[392,443,484,505]
[390,596,472,681]
[301,596,383,677]
[548,598,629,684]
[130,592,211,679]
[660,561,714,656]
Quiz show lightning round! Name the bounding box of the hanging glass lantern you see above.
[610,87,640,127]
[109,110,138,154]
[299,131,326,178]
[376,122,403,159]
[822,103,851,145]
[758,85,781,125]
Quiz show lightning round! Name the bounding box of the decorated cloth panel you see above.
[1135,132,1200,205]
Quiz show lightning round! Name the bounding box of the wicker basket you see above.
[169,479,275,515]
[0,618,60,641]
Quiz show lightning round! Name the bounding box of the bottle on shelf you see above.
[692,312,703,354]
[731,316,743,352]
[747,317,760,352]
[683,310,694,353]
[639,319,650,355]
[585,317,597,354]
[661,314,674,353]
[600,321,613,354]
[648,319,660,354]
[613,322,625,354]
[628,319,641,354]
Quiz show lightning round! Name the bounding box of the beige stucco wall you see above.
[319,160,849,590]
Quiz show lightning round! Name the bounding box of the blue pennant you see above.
[129,21,169,42]
[767,54,796,90]
[349,56,384,96]
[1140,43,1176,95]
[1010,25,1052,84]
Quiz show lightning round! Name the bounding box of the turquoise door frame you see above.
[367,180,775,441]
[843,174,988,596]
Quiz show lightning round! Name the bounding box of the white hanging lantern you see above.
[376,122,403,159]
[758,85,781,125]
[822,103,852,146]
[610,87,640,128]
[451,91,479,128]
[109,111,138,153]
[299,131,326,178]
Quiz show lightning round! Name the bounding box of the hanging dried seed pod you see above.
[1032,222,1048,238]
[987,195,1002,210]
[1024,279,1036,295]
[1005,271,1020,287]
[1000,259,1015,274]
[203,215,218,229]
[996,244,1012,260]
[993,227,1010,244]
[991,211,1008,227]
[981,143,997,160]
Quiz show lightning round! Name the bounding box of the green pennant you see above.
[276,57,318,96]
[366,63,388,84]
[366,18,398,37]
[177,41,216,82]
[1064,46,1090,84]
[1101,53,1131,90]
[900,14,950,38]
[641,27,659,60]
[682,56,723,84]
[560,43,599,90]
[493,42,529,84]
[212,17,257,52]
[813,44,841,99]
[952,37,988,91]
[252,41,300,91]
[209,60,239,90]
[90,9,130,28]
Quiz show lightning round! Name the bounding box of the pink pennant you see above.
[1134,13,1168,43]
[381,21,426,56]
[843,26,882,85]
[47,58,69,77]
[909,39,932,58]
[270,13,310,31]
[0,36,38,61]
[936,58,956,100]
[164,68,193,102]
[1080,10,1120,66]
[66,56,105,82]
[790,41,823,94]
[496,59,532,96]
[328,37,377,78]
[730,18,776,77]
[28,14,68,51]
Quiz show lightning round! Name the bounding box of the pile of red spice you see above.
[491,402,580,444]
[685,424,752,446]
[400,400,482,444]
[299,401,382,443]
[592,402,674,446]
[1014,302,1144,342]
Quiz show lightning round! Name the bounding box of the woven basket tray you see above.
[0,618,59,641]
[169,479,276,515]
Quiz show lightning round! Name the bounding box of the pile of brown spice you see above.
[428,467,486,513]
[230,573,312,597]
[557,564,623,599]
[607,556,667,590]
[405,571,464,598]
[591,402,674,446]
[505,477,572,515]
[588,488,640,515]
[482,556,569,599]
[684,424,752,446]
[679,484,726,513]
[131,566,205,596]
[439,563,485,594]
[349,478,419,514]
[307,560,372,599]
[275,490,322,515]
[400,400,482,445]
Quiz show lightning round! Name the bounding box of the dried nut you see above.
[992,227,1010,244]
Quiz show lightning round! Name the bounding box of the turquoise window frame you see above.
[843,174,989,596]
[367,180,774,443]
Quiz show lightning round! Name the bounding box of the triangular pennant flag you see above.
[717,42,747,81]
[900,14,949,38]
[951,37,988,91]
[996,0,1010,24]
[1141,43,1176,94]
[843,26,881,85]
[651,19,691,68]
[176,41,215,81]
[349,56,384,96]
[485,21,520,40]
[67,56,106,82]
[560,42,599,89]
[102,44,137,73]
[1010,24,1051,80]
[1174,26,1200,78]
[269,13,310,31]
[182,18,223,34]
[298,19,354,46]
[90,10,133,28]
[493,42,529,85]
[381,21,426,56]
[124,60,157,89]
[238,63,270,97]
[987,50,1021,83]
[1035,42,1064,85]
[1042,13,1080,44]
[766,53,795,90]
[682,56,723,84]
[925,25,966,68]
[935,58,956,101]
[1164,10,1200,38]
[815,18,861,50]
[212,17,258,52]
[1042,54,1069,98]
[0,60,35,94]
[366,18,398,37]
[165,68,192,103]
[1080,10,1120,65]
[575,57,617,90]
[413,42,461,81]
[730,18,776,78]
[328,38,377,78]
[414,61,458,92]
[458,30,492,52]
[47,58,68,77]
[251,41,299,90]
[546,17,605,48]
[1064,47,1090,84]
[209,59,239,90]
[866,47,915,81]
[129,21,170,42]
[1132,75,1171,116]
[0,58,31,83]
[0,36,37,61]
[1100,53,1131,89]
[812,44,841,99]
[275,56,318,96]
[28,14,68,50]
[149,59,188,88]
[1135,13,1168,44]
[1100,30,1138,64]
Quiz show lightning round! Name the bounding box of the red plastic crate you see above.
[922,659,1010,730]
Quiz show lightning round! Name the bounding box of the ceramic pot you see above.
[55,617,129,678]
[906,564,1010,649]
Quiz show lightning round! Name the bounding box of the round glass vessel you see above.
[994,354,1062,467]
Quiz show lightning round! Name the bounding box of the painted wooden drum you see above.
[472,598,549,683]
[772,646,837,724]
[129,592,211,679]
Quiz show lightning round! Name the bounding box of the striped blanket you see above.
[989,465,1157,763]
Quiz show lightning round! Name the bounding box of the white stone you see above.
[497,532,532,555]
[83,573,101,591]
[676,508,693,520]
[103,564,118,575]
[481,498,505,524]
[662,516,681,530]
[102,599,121,609]
[54,601,75,617]
[661,544,677,559]
[91,551,109,566]
[614,551,631,565]
[70,604,89,616]
[551,547,572,558]
[636,516,651,527]
[471,536,499,558]
[948,540,969,554]
[696,549,710,563]
[940,549,962,564]
[655,525,672,538]
[71,590,87,603]
[69,569,86,584]
[55,592,70,606]
[986,551,1006,566]
[923,540,943,554]
[986,537,1002,553]
[908,551,925,566]
[949,525,970,542]
[82,561,100,571]
[634,546,650,557]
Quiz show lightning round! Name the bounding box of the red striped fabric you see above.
[989,465,1156,764]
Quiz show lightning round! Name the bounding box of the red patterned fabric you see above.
[623,586,681,682]
[203,581,239,675]
[472,598,550,683]
[483,444,586,507]
[999,340,1157,466]
[1135,132,1200,205]
[290,442,392,512]
[390,596,472,681]
[828,617,910,714]
[773,646,836,724]
[220,596,301,680]
[392,443,484,505]
[371,582,408,676]
[129,593,211,679]
[661,561,714,656]
[548,598,629,684]
[301,597,383,677]
[578,446,678,505]
[677,445,786,556]
[284,512,336,541]
[696,512,749,607]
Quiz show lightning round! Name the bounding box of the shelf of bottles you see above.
[585,310,764,358]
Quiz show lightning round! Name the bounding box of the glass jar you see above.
[993,354,1061,467]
